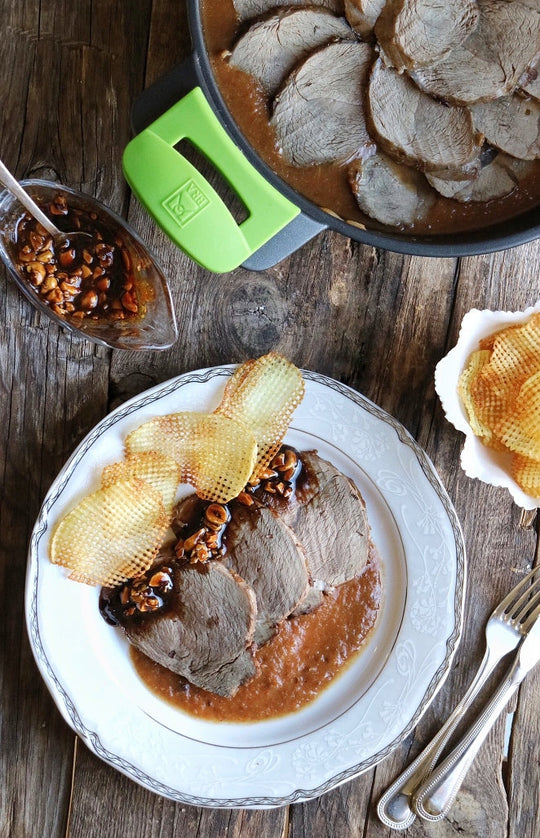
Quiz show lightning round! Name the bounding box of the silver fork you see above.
[377,564,540,831]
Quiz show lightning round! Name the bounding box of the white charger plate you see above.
[25,366,465,807]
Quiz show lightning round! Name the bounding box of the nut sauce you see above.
[200,0,540,236]
[130,550,381,722]
[12,193,147,323]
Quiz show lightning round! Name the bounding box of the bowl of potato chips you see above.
[435,302,540,510]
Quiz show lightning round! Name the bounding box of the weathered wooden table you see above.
[1,2,539,837]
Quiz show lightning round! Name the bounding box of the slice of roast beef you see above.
[282,451,372,612]
[225,504,310,645]
[471,94,540,160]
[271,41,375,166]
[124,560,257,697]
[367,58,481,173]
[233,0,344,22]
[344,0,386,37]
[228,8,356,96]
[411,0,540,105]
[426,152,533,202]
[349,152,435,226]
[375,0,479,72]
[519,62,540,101]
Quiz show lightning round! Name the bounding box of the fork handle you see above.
[413,667,519,821]
[377,647,497,830]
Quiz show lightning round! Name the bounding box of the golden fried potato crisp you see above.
[216,352,305,480]
[49,353,305,585]
[49,478,170,586]
[101,451,182,512]
[458,313,540,497]
[125,412,257,503]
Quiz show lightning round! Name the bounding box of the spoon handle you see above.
[0,160,60,237]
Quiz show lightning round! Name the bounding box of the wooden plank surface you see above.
[1,1,539,837]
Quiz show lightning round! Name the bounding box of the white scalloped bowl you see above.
[435,301,540,510]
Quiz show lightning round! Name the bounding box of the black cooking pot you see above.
[122,0,540,272]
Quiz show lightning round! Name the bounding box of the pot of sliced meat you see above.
[123,0,540,272]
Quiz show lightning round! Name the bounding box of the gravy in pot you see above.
[200,0,540,236]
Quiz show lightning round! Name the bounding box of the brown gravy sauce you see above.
[200,0,540,236]
[131,551,381,722]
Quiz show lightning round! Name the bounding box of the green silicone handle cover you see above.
[122,87,300,273]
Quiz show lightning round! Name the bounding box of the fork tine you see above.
[516,590,540,628]
[499,566,540,615]
[507,568,540,621]
[523,601,540,633]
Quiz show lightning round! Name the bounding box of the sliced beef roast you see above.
[367,58,480,173]
[344,0,386,37]
[471,94,540,160]
[233,0,344,22]
[283,451,372,613]
[271,41,375,166]
[124,560,257,697]
[228,8,355,96]
[375,0,479,72]
[520,61,540,101]
[411,0,540,105]
[426,153,532,202]
[349,152,435,226]
[225,504,309,645]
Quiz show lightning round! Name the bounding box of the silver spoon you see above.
[0,159,90,247]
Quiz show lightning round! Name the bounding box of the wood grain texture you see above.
[1,0,539,836]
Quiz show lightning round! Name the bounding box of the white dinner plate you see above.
[26,365,465,808]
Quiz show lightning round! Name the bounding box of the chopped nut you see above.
[281,465,296,482]
[58,248,76,267]
[121,291,138,313]
[205,503,229,527]
[29,231,46,251]
[237,490,255,506]
[183,527,206,552]
[271,452,286,469]
[26,261,47,285]
[258,467,278,481]
[79,290,98,310]
[46,288,63,304]
[18,246,35,262]
[137,596,161,612]
[192,542,211,563]
[149,570,173,590]
[282,449,298,470]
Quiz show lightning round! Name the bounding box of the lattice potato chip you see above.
[216,352,305,480]
[125,412,257,503]
[512,453,540,497]
[49,478,170,586]
[458,349,494,441]
[496,371,540,459]
[459,314,540,497]
[49,353,305,585]
[101,451,182,512]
